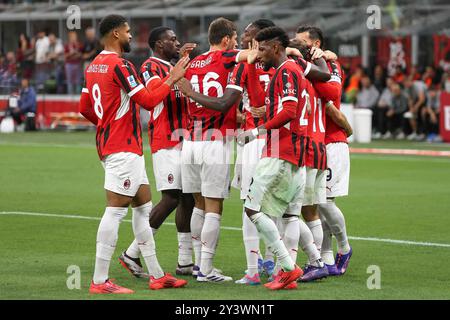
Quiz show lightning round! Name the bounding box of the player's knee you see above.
[161,190,181,210]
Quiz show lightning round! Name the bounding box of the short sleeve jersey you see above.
[83,50,145,160]
[184,49,240,141]
[140,57,189,153]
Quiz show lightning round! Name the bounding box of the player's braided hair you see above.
[99,14,128,38]
[254,26,290,48]
[148,26,171,50]
[296,25,324,49]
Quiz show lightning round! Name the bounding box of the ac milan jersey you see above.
[184,49,240,141]
[140,57,188,153]
[304,82,327,170]
[323,60,346,144]
[82,50,145,159]
[262,59,309,167]
[227,61,275,130]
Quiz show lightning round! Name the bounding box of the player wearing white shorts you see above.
[178,18,257,282]
[79,15,189,294]
[119,27,197,278]
[296,26,353,276]
[236,27,312,290]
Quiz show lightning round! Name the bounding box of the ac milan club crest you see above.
[168,174,174,184]
[124,178,131,190]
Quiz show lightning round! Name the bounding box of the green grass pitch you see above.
[1,132,450,299]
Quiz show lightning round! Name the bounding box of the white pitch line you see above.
[1,211,450,249]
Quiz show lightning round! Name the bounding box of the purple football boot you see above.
[325,263,341,276]
[298,265,329,282]
[335,247,353,275]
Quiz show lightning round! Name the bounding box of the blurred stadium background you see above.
[0,0,449,142]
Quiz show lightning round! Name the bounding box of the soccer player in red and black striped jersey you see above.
[119,27,198,278]
[177,17,254,283]
[296,25,353,276]
[79,14,189,293]
[236,27,310,290]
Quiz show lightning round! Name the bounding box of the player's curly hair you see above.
[99,14,128,38]
[254,26,290,48]
[148,26,171,50]
[296,25,324,49]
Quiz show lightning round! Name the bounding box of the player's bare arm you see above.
[325,101,353,137]
[164,56,190,87]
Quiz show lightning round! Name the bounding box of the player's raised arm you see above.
[120,56,190,111]
[245,40,266,107]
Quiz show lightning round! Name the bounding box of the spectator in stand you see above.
[422,66,436,88]
[373,77,395,139]
[34,30,50,91]
[392,65,406,83]
[372,64,387,93]
[385,82,409,140]
[421,86,441,142]
[81,26,101,72]
[403,75,427,141]
[8,78,36,126]
[0,52,18,93]
[47,33,65,93]
[16,33,34,80]
[409,65,422,81]
[64,31,83,95]
[344,65,364,103]
[356,75,380,109]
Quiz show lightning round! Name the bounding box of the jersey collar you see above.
[152,56,172,67]
[277,59,294,70]
[100,50,118,55]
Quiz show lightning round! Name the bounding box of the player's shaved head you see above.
[148,26,171,50]
[208,17,237,46]
[99,14,128,38]
[255,26,290,48]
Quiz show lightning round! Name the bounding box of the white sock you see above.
[282,216,300,265]
[319,199,350,254]
[249,212,294,272]
[93,207,128,284]
[190,207,205,267]
[125,239,140,259]
[299,219,323,267]
[306,219,323,252]
[132,202,164,279]
[320,215,335,265]
[200,212,221,275]
[242,208,260,277]
[177,232,193,266]
[126,229,158,259]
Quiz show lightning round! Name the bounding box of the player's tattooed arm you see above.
[325,101,353,137]
[177,78,242,113]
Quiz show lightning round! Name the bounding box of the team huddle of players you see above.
[79,14,353,293]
